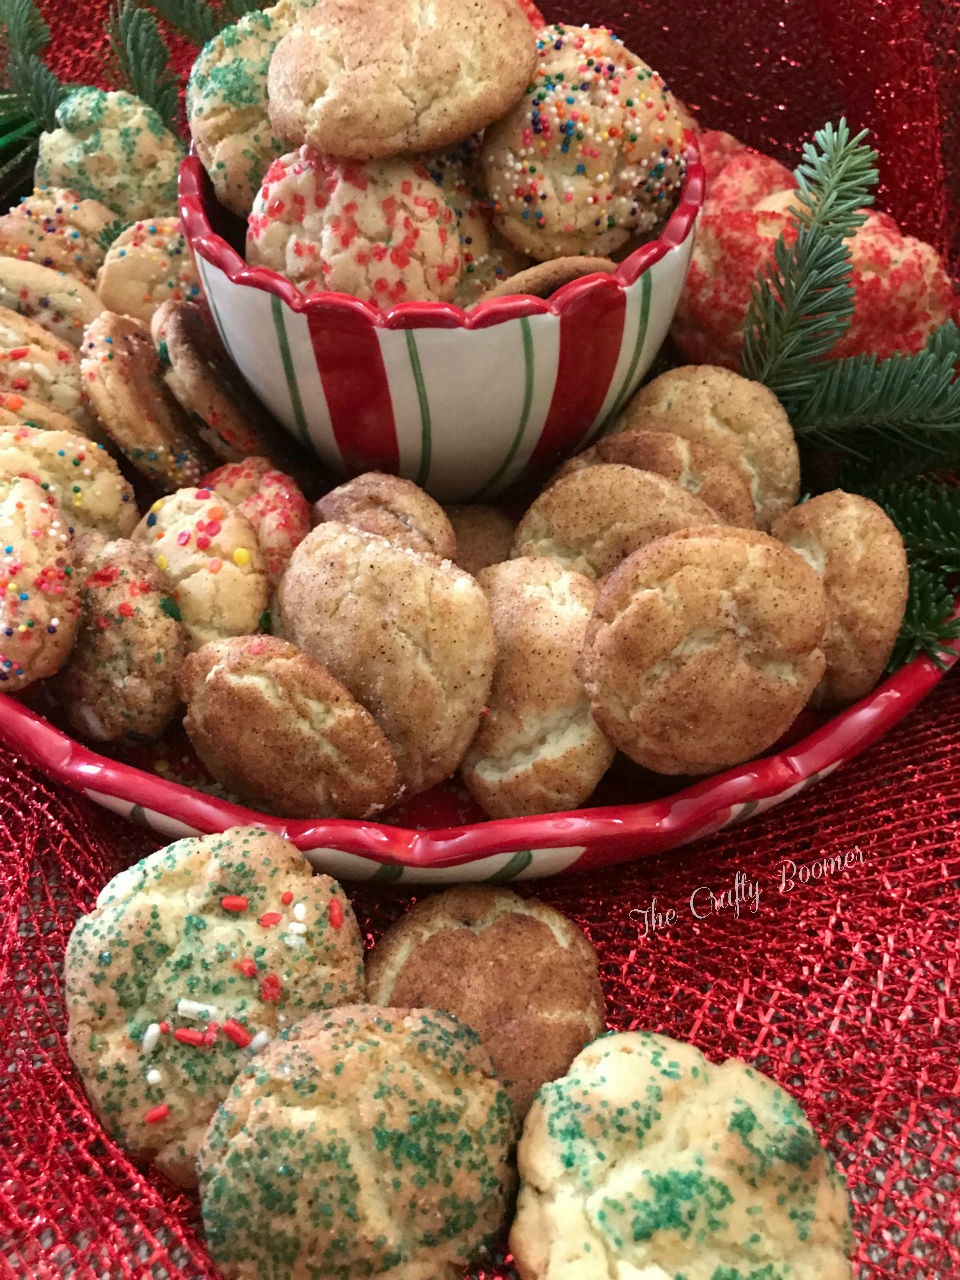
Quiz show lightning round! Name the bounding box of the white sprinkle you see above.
[177,998,220,1022]
[141,1023,161,1055]
[293,902,306,922]
[283,933,305,948]
[287,920,308,935]
[248,1030,271,1053]
[146,1068,162,1085]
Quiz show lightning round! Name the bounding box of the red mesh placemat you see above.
[4,1,960,1277]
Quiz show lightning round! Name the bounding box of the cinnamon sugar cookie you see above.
[0,477,79,691]
[512,463,722,580]
[65,826,365,1187]
[181,634,402,818]
[482,256,617,302]
[246,148,461,305]
[53,534,186,743]
[277,521,495,796]
[612,364,800,528]
[462,557,615,818]
[366,886,606,1118]
[580,526,827,774]
[96,217,201,324]
[80,311,215,490]
[313,471,457,561]
[444,502,516,576]
[266,0,536,159]
[772,490,909,708]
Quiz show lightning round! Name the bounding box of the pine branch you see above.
[741,119,878,389]
[144,0,225,47]
[0,0,68,131]
[864,478,960,575]
[1,0,51,60]
[887,563,960,672]
[6,52,66,131]
[109,0,181,132]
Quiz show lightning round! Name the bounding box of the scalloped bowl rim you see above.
[0,641,955,876]
[177,147,706,332]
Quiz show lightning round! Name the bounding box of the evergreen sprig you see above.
[143,0,224,47]
[887,564,960,672]
[0,0,69,202]
[108,0,182,131]
[741,120,878,392]
[866,479,960,575]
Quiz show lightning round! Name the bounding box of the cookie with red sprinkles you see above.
[0,475,79,691]
[481,23,688,261]
[64,825,365,1187]
[246,147,462,305]
[202,455,311,589]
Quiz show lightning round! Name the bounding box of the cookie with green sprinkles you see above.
[64,825,366,1188]
[509,1030,854,1280]
[198,1004,517,1280]
[0,425,138,538]
[51,534,186,744]
[35,88,186,223]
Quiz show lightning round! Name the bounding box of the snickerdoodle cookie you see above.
[481,24,686,260]
[580,527,828,774]
[444,502,516,576]
[482,256,617,302]
[462,557,615,818]
[0,477,78,691]
[510,1031,854,1280]
[611,364,800,529]
[198,1005,517,1280]
[132,487,268,651]
[366,886,606,1118]
[554,426,757,528]
[65,826,365,1187]
[266,0,536,159]
[773,490,909,707]
[181,635,402,818]
[80,311,215,490]
[277,521,495,796]
[313,471,457,562]
[512,463,722,580]
[53,535,186,744]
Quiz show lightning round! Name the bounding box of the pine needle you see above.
[887,564,960,672]
[109,0,181,132]
[144,0,225,46]
[0,0,68,132]
[865,478,960,575]
[1,0,51,60]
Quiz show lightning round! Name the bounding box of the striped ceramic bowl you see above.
[177,150,705,502]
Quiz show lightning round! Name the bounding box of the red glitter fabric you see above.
[3,3,960,1279]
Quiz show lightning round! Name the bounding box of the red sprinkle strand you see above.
[259,974,282,1003]
[259,911,282,928]
[221,895,249,913]
[328,898,344,930]
[173,1027,207,1047]
[281,891,294,905]
[144,1104,169,1124]
[221,1019,252,1048]
[234,958,258,977]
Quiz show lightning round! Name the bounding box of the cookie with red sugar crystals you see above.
[202,456,311,589]
[246,146,462,305]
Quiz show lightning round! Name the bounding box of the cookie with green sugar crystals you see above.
[198,1005,518,1280]
[36,88,185,222]
[510,1030,854,1280]
[64,826,365,1188]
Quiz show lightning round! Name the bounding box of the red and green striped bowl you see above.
[178,152,705,501]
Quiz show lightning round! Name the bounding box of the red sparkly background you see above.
[2,2,960,1278]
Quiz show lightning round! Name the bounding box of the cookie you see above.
[0,477,79,691]
[482,256,617,302]
[202,456,311,589]
[462,558,615,818]
[65,826,365,1187]
[198,1005,517,1280]
[246,147,462,305]
[512,463,723,580]
[580,526,828,775]
[277,521,495,796]
[80,311,215,490]
[772,490,909,708]
[52,535,186,743]
[132,487,269,651]
[0,425,137,538]
[366,886,606,1118]
[0,306,92,429]
[36,88,185,221]
[313,471,457,561]
[554,426,757,528]
[0,186,117,282]
[187,2,308,218]
[510,1030,854,1280]
[481,24,687,261]
[181,635,403,818]
[444,502,516,576]
[266,0,537,159]
[0,390,87,436]
[151,300,299,467]
[96,217,201,325]
[612,365,800,529]
[0,257,101,346]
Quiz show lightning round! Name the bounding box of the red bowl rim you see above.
[177,142,705,333]
[1,639,955,875]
